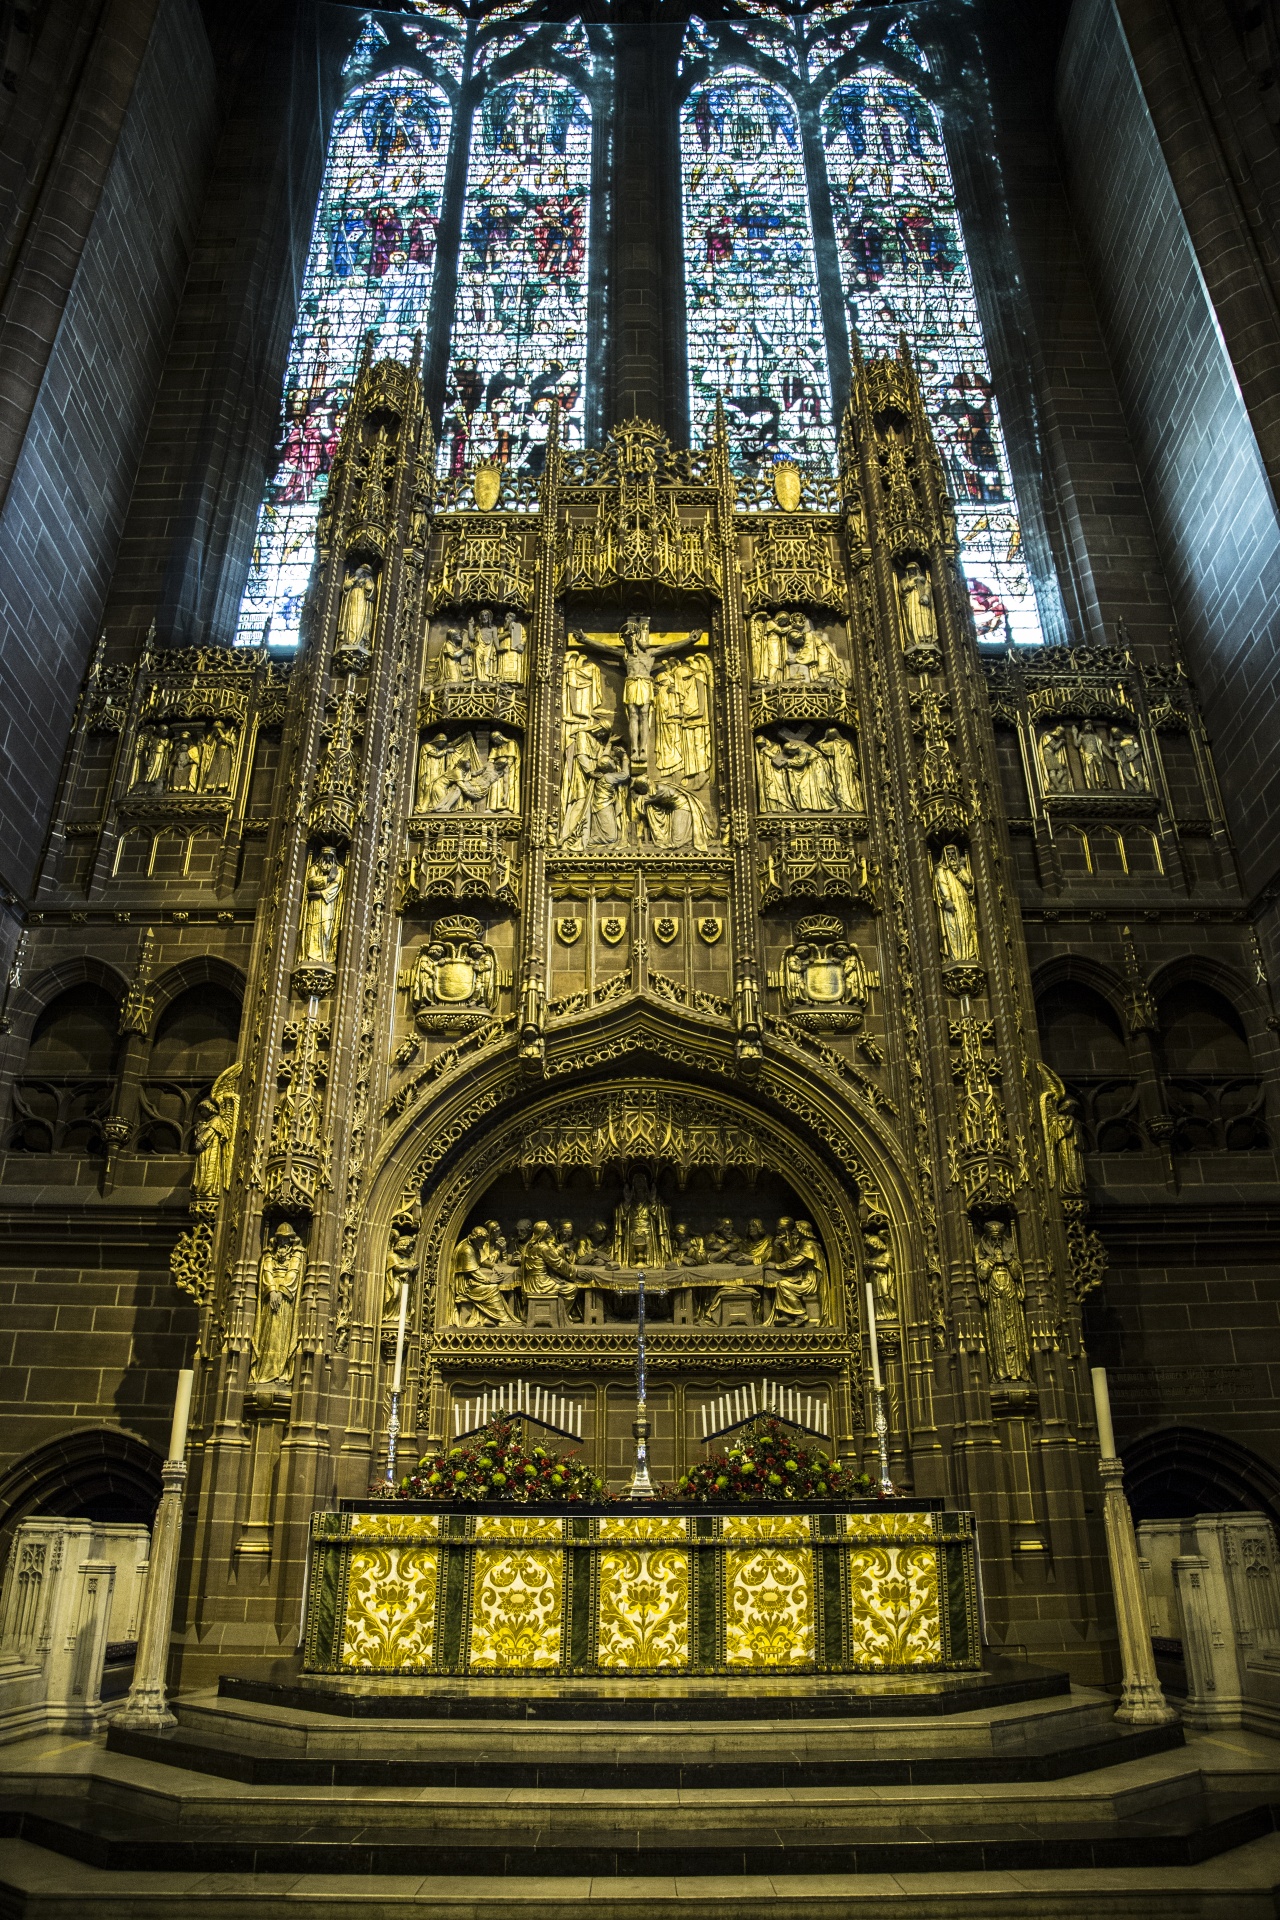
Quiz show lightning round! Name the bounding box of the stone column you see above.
[112,1369,192,1731]
[1093,1368,1176,1724]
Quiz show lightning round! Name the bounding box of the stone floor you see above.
[0,1668,1278,1915]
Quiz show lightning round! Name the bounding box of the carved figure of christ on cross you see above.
[574,612,702,765]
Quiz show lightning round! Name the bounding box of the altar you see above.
[302,1504,982,1678]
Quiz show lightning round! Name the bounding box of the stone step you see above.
[4,1832,1280,1919]
[105,1687,1181,1787]
[0,1742,1226,1836]
[217,1657,1065,1723]
[0,1785,1274,1878]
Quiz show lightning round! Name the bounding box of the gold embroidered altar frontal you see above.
[304,1506,981,1677]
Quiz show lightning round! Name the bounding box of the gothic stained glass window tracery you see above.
[235,66,451,647]
[823,63,1041,641]
[682,67,834,471]
[441,70,593,476]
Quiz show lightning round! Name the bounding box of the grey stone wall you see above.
[1058,0,1280,899]
[0,0,217,900]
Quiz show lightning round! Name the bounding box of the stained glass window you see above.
[235,68,451,647]
[824,66,1042,642]
[440,71,592,476]
[682,68,834,470]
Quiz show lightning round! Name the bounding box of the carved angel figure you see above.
[974,1219,1030,1383]
[191,1062,240,1200]
[249,1221,305,1385]
[1038,1061,1086,1195]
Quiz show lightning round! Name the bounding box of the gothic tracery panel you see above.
[235,68,451,648]
[682,68,835,470]
[441,70,593,476]
[823,64,1042,642]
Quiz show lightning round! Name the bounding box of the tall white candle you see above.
[391,1280,409,1394]
[1091,1366,1116,1459]
[168,1369,194,1463]
[865,1282,884,1392]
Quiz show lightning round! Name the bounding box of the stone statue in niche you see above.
[750,611,847,687]
[570,616,702,766]
[249,1221,305,1385]
[560,645,607,816]
[1038,1062,1086,1195]
[401,914,510,1030]
[631,776,712,851]
[1072,721,1112,790]
[755,724,861,814]
[336,562,377,655]
[897,558,938,660]
[191,1063,240,1201]
[383,1218,419,1318]
[769,1218,827,1326]
[1112,730,1147,791]
[974,1218,1030,1383]
[169,730,202,792]
[769,913,880,1031]
[453,1223,521,1325]
[131,721,172,790]
[932,843,979,965]
[200,718,238,792]
[611,1169,673,1269]
[416,729,521,814]
[559,721,631,850]
[861,1212,898,1318]
[1038,725,1071,793]
[298,845,344,966]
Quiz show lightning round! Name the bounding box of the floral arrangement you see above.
[668,1417,878,1503]
[374,1417,610,1505]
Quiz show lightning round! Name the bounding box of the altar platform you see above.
[303,1502,981,1679]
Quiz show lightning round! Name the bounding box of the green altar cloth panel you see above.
[303,1508,982,1677]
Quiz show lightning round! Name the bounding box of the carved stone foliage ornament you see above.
[768,914,880,1031]
[400,915,510,1033]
